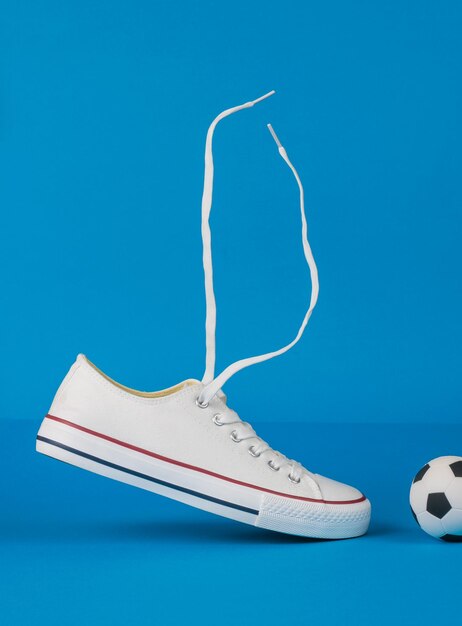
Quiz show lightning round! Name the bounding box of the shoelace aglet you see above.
[267,123,282,148]
[251,90,276,106]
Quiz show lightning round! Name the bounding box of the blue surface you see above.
[0,0,461,423]
[1,2,461,624]
[2,420,462,625]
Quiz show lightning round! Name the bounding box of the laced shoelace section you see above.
[198,91,319,407]
[211,408,308,483]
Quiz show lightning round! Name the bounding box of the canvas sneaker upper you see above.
[47,354,364,505]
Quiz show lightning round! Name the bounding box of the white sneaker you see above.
[37,92,371,539]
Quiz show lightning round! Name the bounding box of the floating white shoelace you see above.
[198,91,319,409]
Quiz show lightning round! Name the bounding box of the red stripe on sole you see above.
[44,414,366,505]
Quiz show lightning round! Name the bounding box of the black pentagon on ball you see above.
[450,460,462,477]
[427,492,452,519]
[441,534,462,542]
[413,464,430,483]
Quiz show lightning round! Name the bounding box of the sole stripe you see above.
[37,435,259,516]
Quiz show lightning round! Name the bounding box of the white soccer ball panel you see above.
[446,480,462,509]
[441,508,462,535]
[422,465,455,492]
[409,480,429,514]
[416,511,444,538]
[429,456,462,467]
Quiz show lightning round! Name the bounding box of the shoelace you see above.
[210,407,307,483]
[198,90,319,408]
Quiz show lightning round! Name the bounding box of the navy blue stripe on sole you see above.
[37,435,259,516]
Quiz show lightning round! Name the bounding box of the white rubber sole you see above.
[36,416,371,539]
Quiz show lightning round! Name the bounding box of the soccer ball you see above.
[410,456,462,541]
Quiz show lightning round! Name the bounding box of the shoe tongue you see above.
[215,390,243,421]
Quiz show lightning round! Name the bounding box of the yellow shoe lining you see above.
[83,355,199,398]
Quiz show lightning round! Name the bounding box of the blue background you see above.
[1,0,461,424]
[1,1,461,624]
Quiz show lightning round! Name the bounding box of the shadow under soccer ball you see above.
[410,456,462,542]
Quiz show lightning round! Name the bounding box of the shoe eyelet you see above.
[248,446,261,458]
[268,460,280,471]
[230,430,242,443]
[212,413,224,426]
[288,474,301,484]
[195,397,209,409]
